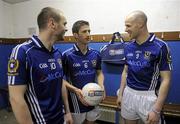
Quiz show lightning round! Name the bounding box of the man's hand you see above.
[75,88,89,106]
[146,111,160,124]
[64,113,73,124]
[116,93,122,109]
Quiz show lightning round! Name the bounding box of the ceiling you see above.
[2,0,30,4]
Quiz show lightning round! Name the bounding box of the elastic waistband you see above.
[125,86,155,96]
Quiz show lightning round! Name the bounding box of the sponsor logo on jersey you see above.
[82,60,89,63]
[73,63,81,67]
[7,58,19,75]
[135,50,142,53]
[40,72,62,83]
[128,60,150,67]
[127,53,133,57]
[74,70,94,76]
[48,59,55,62]
[39,63,48,69]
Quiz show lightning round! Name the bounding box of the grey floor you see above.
[0,109,18,124]
[0,108,112,124]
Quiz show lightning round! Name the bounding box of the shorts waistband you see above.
[125,86,155,95]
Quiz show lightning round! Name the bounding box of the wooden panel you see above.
[100,96,180,117]
[0,38,28,44]
[0,31,180,44]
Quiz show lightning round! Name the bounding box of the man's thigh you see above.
[72,113,86,124]
[121,87,140,120]
[86,107,101,121]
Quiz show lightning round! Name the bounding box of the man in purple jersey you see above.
[7,7,72,124]
[62,20,105,124]
[117,10,172,124]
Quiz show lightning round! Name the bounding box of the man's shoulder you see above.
[153,37,168,48]
[62,47,75,56]
[12,40,34,54]
[124,41,135,49]
[89,48,100,55]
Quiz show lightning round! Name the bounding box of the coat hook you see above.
[161,32,164,39]
[102,36,106,41]
[90,36,93,41]
[68,37,71,41]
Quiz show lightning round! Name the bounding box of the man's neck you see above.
[136,31,150,45]
[38,32,54,51]
[77,43,88,55]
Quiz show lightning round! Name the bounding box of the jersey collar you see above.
[148,33,156,42]
[133,33,156,45]
[31,35,56,53]
[73,44,91,55]
[73,44,91,51]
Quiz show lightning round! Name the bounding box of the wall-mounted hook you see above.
[102,36,106,41]
[161,32,164,39]
[68,37,71,41]
[90,36,93,41]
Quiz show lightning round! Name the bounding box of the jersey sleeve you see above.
[8,45,27,85]
[159,44,172,71]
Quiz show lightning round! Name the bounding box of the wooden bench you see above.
[99,96,180,124]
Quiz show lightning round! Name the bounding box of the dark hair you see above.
[37,7,61,30]
[72,20,89,34]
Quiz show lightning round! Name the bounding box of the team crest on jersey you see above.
[91,60,97,67]
[57,58,62,68]
[144,51,151,60]
[8,58,19,75]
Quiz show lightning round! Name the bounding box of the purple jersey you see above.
[125,33,172,90]
[8,35,64,124]
[62,44,101,113]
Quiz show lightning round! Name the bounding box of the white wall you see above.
[1,0,180,38]
[0,0,13,38]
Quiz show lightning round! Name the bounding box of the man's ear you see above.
[73,33,79,39]
[138,22,145,29]
[48,18,56,29]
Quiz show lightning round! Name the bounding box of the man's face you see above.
[74,25,90,45]
[125,17,140,40]
[55,15,67,40]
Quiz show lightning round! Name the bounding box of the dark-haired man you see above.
[63,20,105,124]
[8,7,72,124]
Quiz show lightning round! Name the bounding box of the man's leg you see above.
[121,87,140,123]
[124,119,139,124]
[72,113,86,124]
[85,107,100,124]
[83,120,94,124]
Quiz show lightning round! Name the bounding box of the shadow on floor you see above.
[0,109,18,124]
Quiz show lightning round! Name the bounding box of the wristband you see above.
[152,107,160,115]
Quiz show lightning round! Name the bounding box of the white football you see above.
[82,83,104,106]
